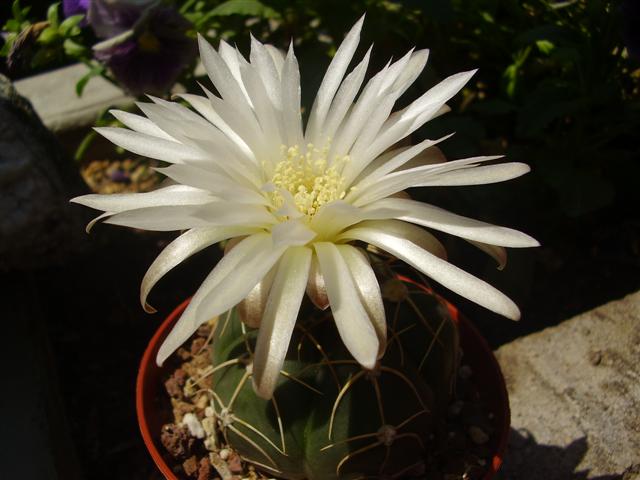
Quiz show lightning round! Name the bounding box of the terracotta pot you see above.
[136,281,510,480]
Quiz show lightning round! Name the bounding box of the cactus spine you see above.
[207,274,459,479]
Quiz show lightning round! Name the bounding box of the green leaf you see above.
[208,0,280,19]
[12,0,23,21]
[59,14,85,36]
[0,42,11,57]
[47,3,60,28]
[63,38,87,57]
[5,19,22,33]
[535,39,555,55]
[76,64,105,97]
[37,26,59,44]
[74,129,98,163]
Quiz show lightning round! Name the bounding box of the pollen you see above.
[270,144,349,217]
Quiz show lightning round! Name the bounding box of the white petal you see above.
[365,198,540,248]
[397,145,447,170]
[156,233,287,365]
[136,101,212,144]
[310,200,403,240]
[352,144,447,188]
[218,39,251,103]
[85,211,112,233]
[280,43,304,148]
[70,185,215,213]
[314,242,379,369]
[249,35,282,109]
[330,63,390,160]
[135,101,260,186]
[337,245,386,356]
[198,34,253,113]
[157,164,267,205]
[104,205,215,231]
[342,50,422,167]
[238,266,276,328]
[202,87,268,164]
[198,36,266,155]
[306,15,364,146]
[379,48,415,93]
[176,92,256,164]
[415,162,531,187]
[351,156,505,206]
[361,70,476,161]
[339,222,521,320]
[306,253,329,310]
[390,49,429,98]
[240,62,283,160]
[402,70,477,120]
[193,202,276,228]
[109,110,175,140]
[321,46,372,145]
[94,127,206,164]
[349,134,453,192]
[140,226,261,312]
[339,219,447,259]
[252,246,312,399]
[271,218,316,248]
[265,44,286,75]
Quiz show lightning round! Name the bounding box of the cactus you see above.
[207,274,460,480]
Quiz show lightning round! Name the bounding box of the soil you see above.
[81,157,162,194]
[153,319,500,480]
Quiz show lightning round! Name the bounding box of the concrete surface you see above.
[14,63,132,132]
[495,291,640,479]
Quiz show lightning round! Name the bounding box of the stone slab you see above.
[495,291,640,479]
[14,63,133,132]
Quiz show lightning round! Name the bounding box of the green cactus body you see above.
[209,276,459,480]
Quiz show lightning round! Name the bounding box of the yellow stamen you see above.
[270,144,348,217]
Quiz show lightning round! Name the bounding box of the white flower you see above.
[72,16,538,399]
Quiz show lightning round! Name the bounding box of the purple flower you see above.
[88,0,156,38]
[63,0,90,18]
[92,5,196,95]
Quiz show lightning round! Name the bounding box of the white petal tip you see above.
[144,303,157,314]
[251,376,274,400]
[360,356,377,370]
[505,306,521,322]
[155,352,166,367]
[156,341,175,367]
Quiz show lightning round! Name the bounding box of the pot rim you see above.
[136,280,510,480]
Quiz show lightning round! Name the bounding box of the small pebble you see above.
[197,457,212,480]
[183,455,199,476]
[196,394,209,410]
[219,448,230,460]
[588,350,603,366]
[182,413,206,439]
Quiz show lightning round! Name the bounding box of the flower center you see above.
[270,144,349,217]
[137,30,161,53]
